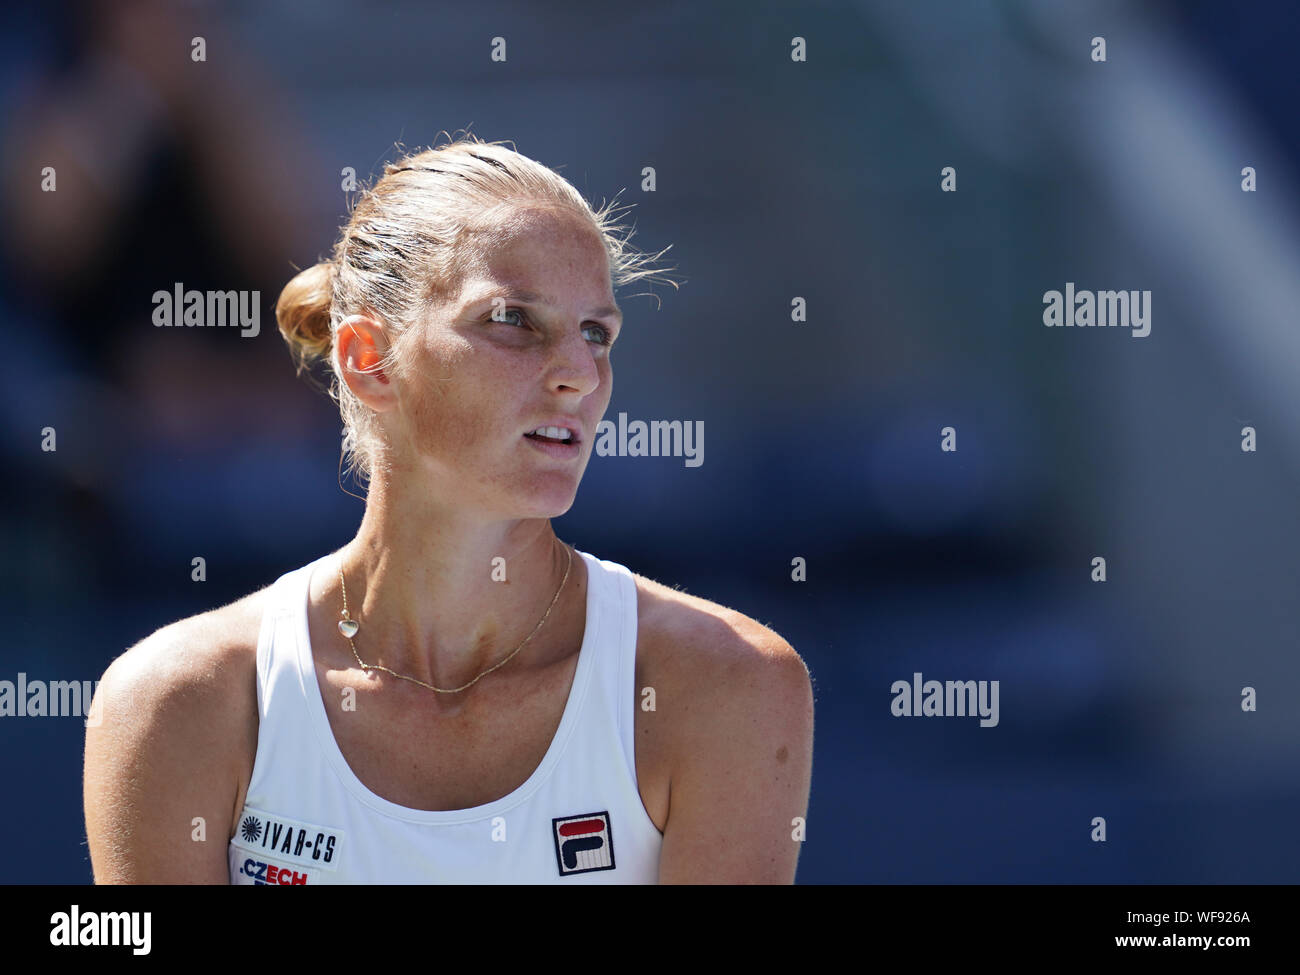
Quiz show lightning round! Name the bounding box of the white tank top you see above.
[227,548,664,884]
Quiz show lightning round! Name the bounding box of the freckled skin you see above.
[386,205,620,521]
[776,745,788,764]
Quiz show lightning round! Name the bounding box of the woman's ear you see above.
[336,315,394,405]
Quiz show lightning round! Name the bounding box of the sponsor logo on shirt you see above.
[552,811,616,875]
[236,857,313,885]
[231,807,344,872]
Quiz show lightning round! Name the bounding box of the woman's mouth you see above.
[524,426,577,444]
[523,425,581,459]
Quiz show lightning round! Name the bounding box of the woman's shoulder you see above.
[84,585,273,882]
[626,569,814,874]
[629,570,811,699]
[95,585,272,727]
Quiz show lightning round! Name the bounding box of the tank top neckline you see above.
[290,548,603,825]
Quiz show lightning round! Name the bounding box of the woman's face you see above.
[390,205,622,519]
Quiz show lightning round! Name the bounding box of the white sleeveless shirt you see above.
[227,549,664,884]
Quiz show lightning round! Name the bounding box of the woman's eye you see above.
[583,324,612,346]
[492,308,610,347]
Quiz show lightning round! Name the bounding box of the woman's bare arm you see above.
[646,604,815,884]
[84,603,260,884]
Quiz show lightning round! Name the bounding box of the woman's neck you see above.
[320,483,579,694]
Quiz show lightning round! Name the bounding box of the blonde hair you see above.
[275,133,678,486]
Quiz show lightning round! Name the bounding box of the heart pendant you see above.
[338,619,359,639]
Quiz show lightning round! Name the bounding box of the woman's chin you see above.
[501,478,579,520]
[521,496,577,520]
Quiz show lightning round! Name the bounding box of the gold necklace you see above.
[336,543,573,694]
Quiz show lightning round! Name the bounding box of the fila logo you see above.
[552,811,616,875]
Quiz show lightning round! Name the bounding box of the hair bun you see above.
[275,261,336,372]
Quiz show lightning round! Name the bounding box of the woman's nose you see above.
[547,329,602,395]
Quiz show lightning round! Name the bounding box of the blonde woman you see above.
[84,135,814,884]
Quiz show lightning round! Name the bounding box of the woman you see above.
[84,135,814,884]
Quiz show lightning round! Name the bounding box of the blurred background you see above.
[2,0,1297,883]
